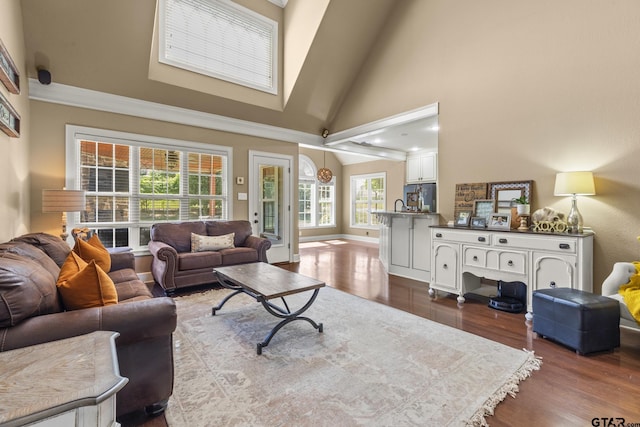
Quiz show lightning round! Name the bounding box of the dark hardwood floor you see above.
[120,239,640,427]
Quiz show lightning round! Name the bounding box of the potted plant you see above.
[512,195,530,215]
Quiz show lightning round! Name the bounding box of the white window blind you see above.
[160,0,278,94]
[66,126,232,251]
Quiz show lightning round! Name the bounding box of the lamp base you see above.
[566,195,583,233]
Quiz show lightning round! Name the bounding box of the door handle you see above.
[254,220,259,224]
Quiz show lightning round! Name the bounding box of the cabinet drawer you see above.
[486,250,527,274]
[463,247,486,268]
[492,234,577,253]
[432,229,490,245]
[497,251,527,274]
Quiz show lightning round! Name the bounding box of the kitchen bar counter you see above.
[374,211,441,282]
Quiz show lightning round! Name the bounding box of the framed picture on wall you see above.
[0,39,20,94]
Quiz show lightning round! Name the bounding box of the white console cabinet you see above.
[430,226,593,319]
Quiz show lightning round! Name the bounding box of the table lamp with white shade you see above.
[553,171,596,233]
[42,189,86,241]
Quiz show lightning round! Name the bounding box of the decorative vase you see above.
[516,204,530,215]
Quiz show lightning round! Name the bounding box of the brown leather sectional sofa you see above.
[0,233,176,418]
[149,220,272,294]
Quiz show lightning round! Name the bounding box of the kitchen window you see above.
[350,173,385,228]
[298,155,335,228]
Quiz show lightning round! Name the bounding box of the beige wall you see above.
[331,0,640,291]
[29,101,299,265]
[0,0,30,242]
[342,159,406,239]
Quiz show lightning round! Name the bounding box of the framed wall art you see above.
[0,39,20,94]
[473,199,494,220]
[0,92,20,137]
[454,182,488,219]
[489,181,533,214]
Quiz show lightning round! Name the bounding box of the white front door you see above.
[249,151,292,263]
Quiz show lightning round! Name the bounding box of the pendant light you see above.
[317,151,333,183]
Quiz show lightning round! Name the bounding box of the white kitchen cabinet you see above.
[375,212,440,282]
[406,152,437,183]
[429,226,593,319]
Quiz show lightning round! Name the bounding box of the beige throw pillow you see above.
[191,232,235,252]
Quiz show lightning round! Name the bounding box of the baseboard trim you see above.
[299,234,379,244]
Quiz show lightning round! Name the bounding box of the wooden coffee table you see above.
[212,262,325,355]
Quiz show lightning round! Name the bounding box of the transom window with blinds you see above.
[65,126,232,251]
[159,0,278,94]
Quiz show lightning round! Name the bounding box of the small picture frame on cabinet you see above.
[470,217,486,229]
[454,211,472,227]
[488,213,511,230]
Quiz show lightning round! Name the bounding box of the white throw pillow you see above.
[191,232,235,252]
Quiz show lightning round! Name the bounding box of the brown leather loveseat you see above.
[149,220,271,294]
[0,233,176,419]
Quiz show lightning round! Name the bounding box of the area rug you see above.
[165,287,541,427]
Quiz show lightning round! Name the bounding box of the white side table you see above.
[0,331,128,427]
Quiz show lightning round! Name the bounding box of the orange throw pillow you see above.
[73,234,111,273]
[57,260,118,310]
[57,251,88,285]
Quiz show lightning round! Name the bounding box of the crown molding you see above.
[28,78,323,147]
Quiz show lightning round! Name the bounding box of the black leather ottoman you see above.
[532,288,620,354]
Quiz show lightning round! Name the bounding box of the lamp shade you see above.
[42,189,86,213]
[553,172,596,196]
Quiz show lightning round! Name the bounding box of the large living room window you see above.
[350,172,385,228]
[159,0,278,94]
[298,155,335,228]
[66,126,231,251]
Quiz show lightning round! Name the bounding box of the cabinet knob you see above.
[473,256,478,261]
[436,233,443,238]
[508,260,514,266]
[443,264,448,269]
[550,281,556,288]
[499,238,508,244]
[478,237,486,242]
[559,243,570,249]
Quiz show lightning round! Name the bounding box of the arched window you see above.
[299,154,335,228]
